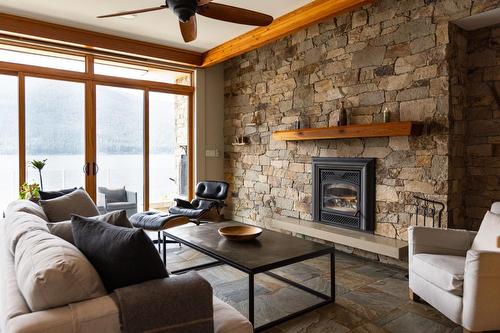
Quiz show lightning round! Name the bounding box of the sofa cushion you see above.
[98,187,127,203]
[5,212,49,255]
[72,215,168,292]
[213,296,253,333]
[5,200,48,221]
[40,189,99,222]
[412,253,465,295]
[472,211,500,253]
[48,210,133,245]
[14,228,107,311]
[39,187,78,200]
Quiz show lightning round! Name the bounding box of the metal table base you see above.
[164,231,335,332]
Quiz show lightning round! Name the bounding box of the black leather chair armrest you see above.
[174,198,195,209]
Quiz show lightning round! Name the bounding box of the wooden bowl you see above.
[218,225,263,241]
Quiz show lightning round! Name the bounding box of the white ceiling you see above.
[0,0,312,52]
[453,8,500,31]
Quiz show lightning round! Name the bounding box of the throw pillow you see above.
[15,228,106,311]
[72,214,168,292]
[98,187,127,203]
[48,210,133,244]
[39,187,78,200]
[471,211,500,253]
[40,189,99,222]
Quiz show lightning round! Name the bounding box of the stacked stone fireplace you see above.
[312,158,375,232]
[222,0,500,245]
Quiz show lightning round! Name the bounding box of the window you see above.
[149,92,189,211]
[96,85,144,211]
[0,75,18,211]
[0,42,193,210]
[95,59,191,85]
[0,44,85,72]
[25,77,85,191]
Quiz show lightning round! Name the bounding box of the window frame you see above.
[0,42,195,207]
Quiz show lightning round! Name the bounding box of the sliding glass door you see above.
[95,85,144,212]
[149,92,189,211]
[0,75,19,211]
[0,43,193,211]
[25,77,85,192]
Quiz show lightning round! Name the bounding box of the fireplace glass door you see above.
[322,182,358,215]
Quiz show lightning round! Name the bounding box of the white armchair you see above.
[408,202,500,333]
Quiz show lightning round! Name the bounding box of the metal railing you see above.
[414,196,445,228]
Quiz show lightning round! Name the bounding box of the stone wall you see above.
[223,0,500,242]
[463,24,500,229]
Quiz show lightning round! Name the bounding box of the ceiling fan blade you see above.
[179,15,197,42]
[197,3,273,26]
[97,5,167,18]
[197,0,213,5]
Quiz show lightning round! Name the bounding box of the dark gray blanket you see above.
[114,272,214,333]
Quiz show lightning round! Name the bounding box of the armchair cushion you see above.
[471,211,500,253]
[169,206,206,218]
[408,226,476,258]
[98,187,127,203]
[412,254,465,295]
[106,202,137,211]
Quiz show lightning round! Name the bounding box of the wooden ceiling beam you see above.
[201,0,374,67]
[0,13,203,67]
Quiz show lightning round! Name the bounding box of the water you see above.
[1,154,181,213]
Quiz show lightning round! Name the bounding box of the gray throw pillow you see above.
[40,189,99,222]
[98,187,127,203]
[48,210,133,245]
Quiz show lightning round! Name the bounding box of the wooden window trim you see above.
[18,73,25,187]
[0,13,202,67]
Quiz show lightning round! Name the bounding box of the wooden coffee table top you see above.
[165,221,334,274]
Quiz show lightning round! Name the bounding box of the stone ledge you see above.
[268,216,408,260]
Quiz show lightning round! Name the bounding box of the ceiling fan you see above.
[97,0,274,43]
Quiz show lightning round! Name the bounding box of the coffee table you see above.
[164,221,335,332]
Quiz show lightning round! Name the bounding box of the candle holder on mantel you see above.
[247,112,261,127]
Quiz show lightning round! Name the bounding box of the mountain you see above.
[0,77,179,155]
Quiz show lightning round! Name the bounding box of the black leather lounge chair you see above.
[169,181,229,224]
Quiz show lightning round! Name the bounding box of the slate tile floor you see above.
[163,243,462,333]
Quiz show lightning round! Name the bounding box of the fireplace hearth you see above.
[312,157,375,232]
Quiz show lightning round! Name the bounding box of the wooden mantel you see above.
[272,122,422,141]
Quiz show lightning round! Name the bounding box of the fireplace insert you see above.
[312,157,375,232]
